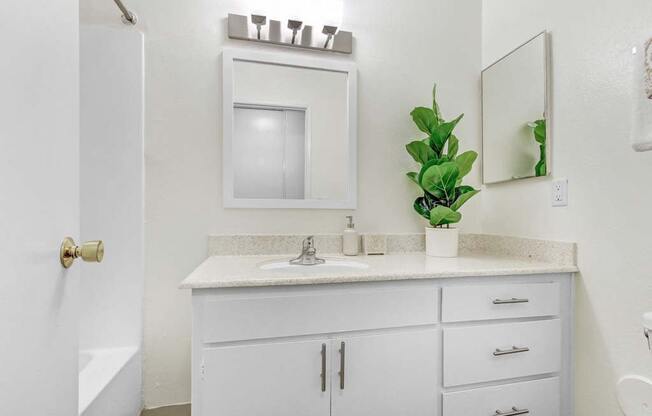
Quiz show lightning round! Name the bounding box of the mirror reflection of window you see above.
[482,32,549,184]
[233,105,307,200]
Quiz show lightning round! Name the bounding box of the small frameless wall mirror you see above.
[222,48,357,209]
[482,31,550,184]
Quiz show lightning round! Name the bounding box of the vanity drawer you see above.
[443,377,560,416]
[441,282,560,322]
[443,319,561,387]
[199,286,438,343]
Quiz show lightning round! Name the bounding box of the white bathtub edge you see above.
[79,346,140,415]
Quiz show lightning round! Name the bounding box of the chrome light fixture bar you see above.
[227,13,353,54]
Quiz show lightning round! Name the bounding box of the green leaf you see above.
[429,205,462,227]
[417,157,447,183]
[447,135,459,159]
[450,188,480,211]
[429,114,464,154]
[413,197,432,220]
[410,107,437,134]
[455,150,478,179]
[456,185,476,194]
[420,162,459,203]
[406,172,419,185]
[533,119,546,145]
[432,84,443,123]
[406,141,435,165]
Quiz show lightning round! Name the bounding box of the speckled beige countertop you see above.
[180,250,578,289]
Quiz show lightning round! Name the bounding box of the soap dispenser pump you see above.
[342,216,359,256]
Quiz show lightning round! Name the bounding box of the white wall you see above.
[82,0,483,407]
[482,0,652,414]
[80,25,144,353]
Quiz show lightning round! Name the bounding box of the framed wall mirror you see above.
[222,49,357,209]
[482,31,550,184]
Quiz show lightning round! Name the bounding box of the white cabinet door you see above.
[0,1,79,415]
[331,329,439,416]
[200,340,331,416]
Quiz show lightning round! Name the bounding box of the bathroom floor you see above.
[140,404,190,416]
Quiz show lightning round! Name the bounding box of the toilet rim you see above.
[617,374,652,416]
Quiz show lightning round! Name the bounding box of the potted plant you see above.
[405,85,480,257]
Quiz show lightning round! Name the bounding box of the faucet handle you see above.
[303,236,315,248]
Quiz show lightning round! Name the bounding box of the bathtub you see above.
[78,347,142,416]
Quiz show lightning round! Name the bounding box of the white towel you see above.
[631,39,652,152]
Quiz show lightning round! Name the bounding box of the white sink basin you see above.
[259,258,369,272]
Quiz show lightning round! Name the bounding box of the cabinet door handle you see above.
[494,406,530,416]
[338,341,346,390]
[320,343,327,392]
[493,346,530,356]
[493,297,529,304]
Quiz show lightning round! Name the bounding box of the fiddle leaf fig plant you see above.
[529,119,547,177]
[405,84,480,228]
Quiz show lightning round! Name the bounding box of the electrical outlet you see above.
[552,179,568,207]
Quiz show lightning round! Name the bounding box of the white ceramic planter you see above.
[425,227,459,257]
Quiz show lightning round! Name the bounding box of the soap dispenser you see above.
[342,216,359,256]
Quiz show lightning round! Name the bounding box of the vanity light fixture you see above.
[322,25,338,48]
[251,15,267,40]
[227,13,353,54]
[287,20,303,44]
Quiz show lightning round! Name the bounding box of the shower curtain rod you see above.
[113,0,137,25]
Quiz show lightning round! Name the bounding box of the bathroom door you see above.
[0,1,80,415]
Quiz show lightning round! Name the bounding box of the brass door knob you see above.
[60,237,105,268]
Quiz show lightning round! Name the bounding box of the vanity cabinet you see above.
[191,275,573,416]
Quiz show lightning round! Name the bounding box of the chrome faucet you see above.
[290,236,325,266]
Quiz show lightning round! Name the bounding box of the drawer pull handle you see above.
[494,407,530,416]
[493,297,529,304]
[339,341,346,390]
[493,346,530,356]
[320,343,327,392]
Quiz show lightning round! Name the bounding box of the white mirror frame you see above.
[222,48,358,209]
